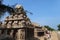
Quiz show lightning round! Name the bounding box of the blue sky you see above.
[1,0,60,29]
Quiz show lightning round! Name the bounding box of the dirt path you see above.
[56,31,60,40]
[51,31,58,40]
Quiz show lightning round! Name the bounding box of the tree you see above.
[57,24,60,30]
[0,0,33,20]
[0,0,15,19]
[44,25,55,31]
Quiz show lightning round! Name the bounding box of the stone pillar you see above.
[16,30,21,40]
[12,30,18,40]
[16,29,25,40]
[10,30,14,38]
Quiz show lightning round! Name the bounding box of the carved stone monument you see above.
[3,4,32,40]
[0,4,47,40]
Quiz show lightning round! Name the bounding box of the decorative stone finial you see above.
[15,4,23,9]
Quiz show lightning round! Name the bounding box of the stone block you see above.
[13,14,18,20]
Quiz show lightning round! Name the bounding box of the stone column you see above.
[10,30,14,38]
[12,30,18,40]
[16,29,25,40]
[16,29,21,40]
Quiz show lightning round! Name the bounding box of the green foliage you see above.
[44,25,55,31]
[57,24,60,30]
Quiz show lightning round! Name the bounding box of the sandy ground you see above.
[56,31,60,40]
[50,31,58,40]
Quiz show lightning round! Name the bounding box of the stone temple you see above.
[0,4,47,40]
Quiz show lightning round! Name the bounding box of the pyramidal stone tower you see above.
[5,5,32,28]
[1,5,33,40]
